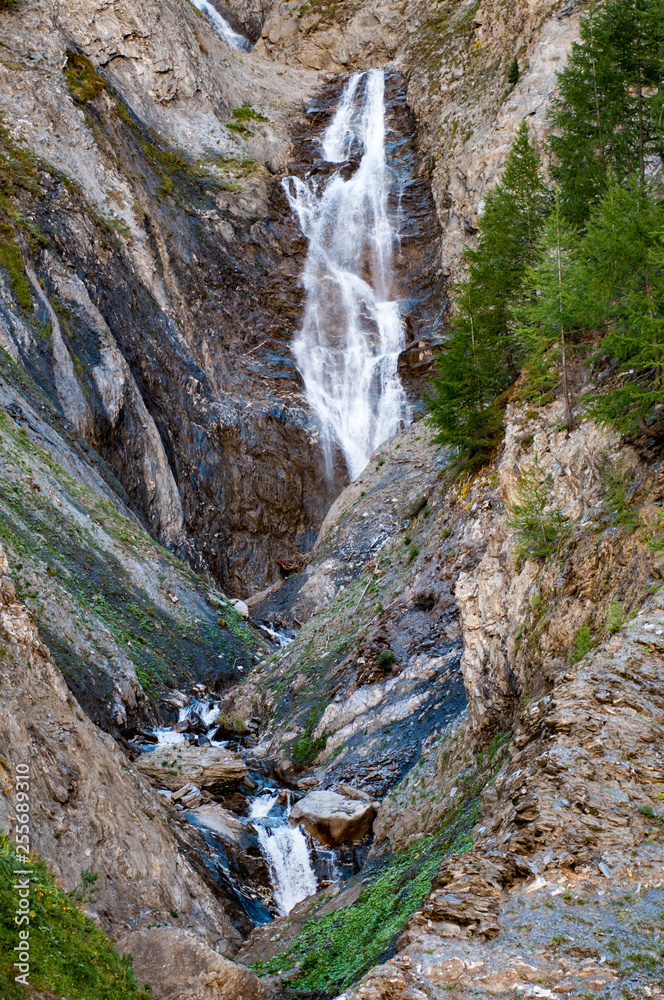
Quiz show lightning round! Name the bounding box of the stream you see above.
[132,695,341,926]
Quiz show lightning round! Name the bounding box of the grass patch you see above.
[292,706,328,765]
[64,52,107,105]
[231,103,268,123]
[0,218,31,309]
[253,836,442,993]
[571,624,594,664]
[0,836,149,1000]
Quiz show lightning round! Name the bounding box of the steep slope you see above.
[233,382,664,998]
[0,540,241,950]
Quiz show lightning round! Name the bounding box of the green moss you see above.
[64,52,107,105]
[0,836,150,1000]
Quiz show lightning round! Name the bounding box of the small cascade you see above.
[249,792,318,916]
[189,0,252,51]
[178,698,220,728]
[283,68,409,480]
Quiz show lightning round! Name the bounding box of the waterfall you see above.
[189,0,252,51]
[249,794,318,915]
[284,69,409,480]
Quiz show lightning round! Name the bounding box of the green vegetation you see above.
[571,624,595,663]
[507,57,520,87]
[507,455,568,561]
[231,103,268,123]
[427,121,548,464]
[0,217,31,309]
[375,648,397,668]
[0,0,20,10]
[0,836,149,1000]
[427,0,664,458]
[64,52,107,105]
[254,835,446,994]
[292,707,327,765]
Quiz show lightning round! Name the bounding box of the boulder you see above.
[230,599,250,619]
[187,803,251,848]
[289,789,376,846]
[135,745,247,791]
[119,927,265,1000]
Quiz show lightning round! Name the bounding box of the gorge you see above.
[1,1,664,1000]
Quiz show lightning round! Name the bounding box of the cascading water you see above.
[189,0,252,51]
[249,793,318,916]
[283,69,409,480]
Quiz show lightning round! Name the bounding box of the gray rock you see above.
[118,927,265,1000]
[289,789,376,846]
[135,746,247,791]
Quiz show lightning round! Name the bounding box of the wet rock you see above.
[135,746,247,791]
[187,804,251,849]
[117,927,265,1000]
[289,789,376,846]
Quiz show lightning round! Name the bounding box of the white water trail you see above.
[178,699,220,727]
[189,0,252,50]
[255,824,318,916]
[284,69,409,480]
[248,793,279,819]
[153,728,186,747]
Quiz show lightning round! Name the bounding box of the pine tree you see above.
[575,179,664,434]
[513,197,578,426]
[427,122,549,458]
[507,58,520,88]
[549,0,664,227]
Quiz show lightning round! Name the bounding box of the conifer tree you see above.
[575,180,664,434]
[550,0,664,226]
[427,122,548,458]
[513,197,578,426]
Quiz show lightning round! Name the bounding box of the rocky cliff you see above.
[3,0,663,999]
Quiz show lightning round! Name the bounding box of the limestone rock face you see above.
[118,928,266,1000]
[135,745,247,791]
[289,789,376,845]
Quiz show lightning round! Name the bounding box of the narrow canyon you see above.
[0,1,663,999]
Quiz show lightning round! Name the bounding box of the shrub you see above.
[375,649,397,668]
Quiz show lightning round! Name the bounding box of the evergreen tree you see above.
[549,0,664,227]
[507,58,520,87]
[513,197,579,426]
[427,122,549,458]
[575,179,664,434]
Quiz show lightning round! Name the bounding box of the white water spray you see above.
[189,0,252,50]
[255,825,318,916]
[284,69,409,480]
[249,794,318,915]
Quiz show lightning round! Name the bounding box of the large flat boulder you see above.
[289,789,376,846]
[135,745,247,791]
[119,927,265,1000]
